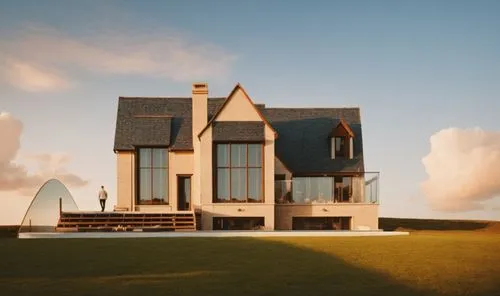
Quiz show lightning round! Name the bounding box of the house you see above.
[113,83,379,231]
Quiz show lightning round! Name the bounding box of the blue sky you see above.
[1,0,500,224]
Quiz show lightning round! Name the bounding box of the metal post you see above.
[29,218,32,233]
[59,197,62,215]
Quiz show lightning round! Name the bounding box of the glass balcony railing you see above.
[275,172,379,205]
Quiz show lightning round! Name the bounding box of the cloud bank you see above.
[421,127,500,212]
[0,60,71,92]
[0,26,237,92]
[0,112,88,196]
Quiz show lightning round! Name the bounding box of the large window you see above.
[215,143,263,203]
[137,148,168,205]
[291,176,352,204]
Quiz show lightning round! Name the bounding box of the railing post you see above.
[29,218,32,233]
[59,197,62,215]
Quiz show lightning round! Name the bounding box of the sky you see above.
[1,0,500,225]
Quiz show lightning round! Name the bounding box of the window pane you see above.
[217,168,230,201]
[317,177,333,202]
[293,178,306,203]
[139,168,151,203]
[248,144,262,167]
[184,178,191,204]
[335,138,344,152]
[230,168,247,201]
[152,149,167,168]
[139,148,151,168]
[152,168,167,204]
[231,144,247,167]
[248,168,262,202]
[217,144,229,167]
[343,177,351,200]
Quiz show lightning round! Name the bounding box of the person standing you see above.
[98,185,108,212]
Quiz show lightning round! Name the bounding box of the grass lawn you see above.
[0,231,499,296]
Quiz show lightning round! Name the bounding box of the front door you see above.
[177,176,191,211]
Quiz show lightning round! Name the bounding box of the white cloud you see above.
[0,112,88,196]
[0,59,71,92]
[421,127,500,212]
[0,25,237,92]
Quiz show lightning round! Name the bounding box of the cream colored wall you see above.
[116,151,135,211]
[168,151,194,210]
[196,86,276,230]
[117,150,194,213]
[263,126,275,205]
[275,204,379,230]
[199,125,213,206]
[215,88,262,122]
[192,85,208,213]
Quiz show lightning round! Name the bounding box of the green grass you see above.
[1,232,499,296]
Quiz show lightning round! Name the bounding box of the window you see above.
[137,148,168,205]
[215,143,263,203]
[213,217,265,230]
[292,217,351,230]
[334,137,345,157]
[335,176,352,202]
[290,176,352,204]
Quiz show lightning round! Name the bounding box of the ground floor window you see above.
[215,143,263,203]
[213,217,265,230]
[292,217,351,230]
[137,148,168,205]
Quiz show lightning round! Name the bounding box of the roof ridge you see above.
[118,96,226,100]
[263,107,360,110]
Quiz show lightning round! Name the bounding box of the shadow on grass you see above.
[0,237,459,296]
[379,217,496,231]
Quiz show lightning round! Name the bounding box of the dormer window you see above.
[334,137,346,158]
[330,119,354,159]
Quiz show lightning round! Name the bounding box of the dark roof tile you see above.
[261,108,364,173]
[213,121,265,142]
[114,97,365,173]
[114,97,225,151]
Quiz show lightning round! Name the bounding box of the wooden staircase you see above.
[56,211,197,232]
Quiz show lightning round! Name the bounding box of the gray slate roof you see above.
[260,108,364,174]
[114,97,364,173]
[212,121,265,142]
[114,97,225,151]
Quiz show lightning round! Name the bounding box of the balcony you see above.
[275,172,379,205]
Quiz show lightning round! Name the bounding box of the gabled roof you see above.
[329,118,355,138]
[113,89,365,173]
[197,84,277,139]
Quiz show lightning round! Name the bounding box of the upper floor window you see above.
[137,148,168,205]
[215,143,263,203]
[290,176,353,204]
[334,137,346,158]
[330,120,354,159]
